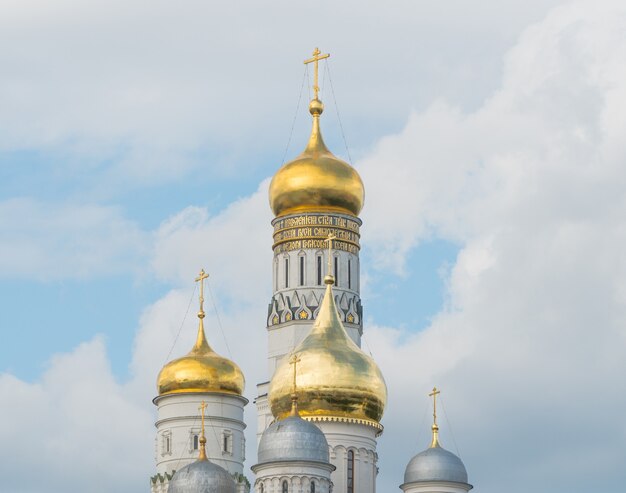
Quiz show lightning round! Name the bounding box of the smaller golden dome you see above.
[268,99,365,217]
[157,323,244,396]
[268,275,387,423]
[157,271,245,396]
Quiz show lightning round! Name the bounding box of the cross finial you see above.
[195,269,210,318]
[198,401,208,460]
[429,386,441,425]
[304,47,330,101]
[323,233,337,281]
[289,353,302,415]
[428,387,441,448]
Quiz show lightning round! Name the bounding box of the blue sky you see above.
[2,1,626,493]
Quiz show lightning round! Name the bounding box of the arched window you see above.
[164,433,171,454]
[193,434,199,450]
[284,257,289,288]
[299,254,305,286]
[274,258,278,291]
[259,483,264,493]
[310,480,315,493]
[334,256,339,287]
[317,255,322,285]
[347,450,355,493]
[348,259,352,289]
[282,480,289,493]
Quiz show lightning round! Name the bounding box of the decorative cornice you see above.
[302,415,384,435]
[153,392,249,406]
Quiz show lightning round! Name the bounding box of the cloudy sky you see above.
[1,1,625,492]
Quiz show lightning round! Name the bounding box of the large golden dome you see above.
[157,271,245,396]
[268,275,387,423]
[268,99,365,217]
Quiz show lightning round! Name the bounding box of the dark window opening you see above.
[282,480,289,493]
[317,256,322,285]
[347,450,355,493]
[299,255,305,285]
[334,257,339,287]
[348,259,352,289]
[193,434,199,450]
[284,258,289,288]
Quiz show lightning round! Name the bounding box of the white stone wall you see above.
[252,460,334,493]
[151,475,250,493]
[153,392,247,478]
[311,420,380,493]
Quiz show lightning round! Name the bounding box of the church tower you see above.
[152,270,248,493]
[256,49,386,493]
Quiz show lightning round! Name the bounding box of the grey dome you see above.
[168,459,236,493]
[257,414,329,464]
[404,445,469,485]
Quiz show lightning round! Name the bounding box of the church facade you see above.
[150,49,472,493]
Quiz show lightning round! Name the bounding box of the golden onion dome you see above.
[268,99,365,217]
[268,275,387,423]
[157,271,245,396]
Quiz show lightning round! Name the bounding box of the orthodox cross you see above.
[429,387,441,426]
[323,233,337,277]
[199,401,208,438]
[198,400,208,459]
[304,47,330,100]
[195,269,210,315]
[289,353,301,394]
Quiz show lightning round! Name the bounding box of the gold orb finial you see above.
[309,98,324,116]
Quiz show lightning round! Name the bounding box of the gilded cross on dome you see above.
[304,48,330,100]
[429,386,441,425]
[289,353,302,415]
[429,387,441,448]
[323,233,336,278]
[198,401,208,460]
[289,353,301,394]
[195,269,210,317]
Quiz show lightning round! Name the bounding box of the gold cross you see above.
[199,401,208,437]
[195,269,210,314]
[198,401,208,459]
[289,353,302,394]
[304,47,330,100]
[323,233,336,278]
[429,387,441,426]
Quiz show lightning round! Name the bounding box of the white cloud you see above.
[3,2,626,493]
[358,2,626,491]
[151,179,273,306]
[0,337,154,493]
[0,198,147,280]
[0,0,569,188]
